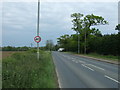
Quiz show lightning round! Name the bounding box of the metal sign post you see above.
[34,36,41,60]
[36,0,40,60]
[37,43,39,60]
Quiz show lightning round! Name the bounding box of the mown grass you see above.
[64,52,118,61]
[2,50,58,88]
[80,53,118,61]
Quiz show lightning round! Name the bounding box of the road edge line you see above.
[52,55,62,88]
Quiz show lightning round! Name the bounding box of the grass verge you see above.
[80,53,118,61]
[64,52,118,61]
[2,50,58,88]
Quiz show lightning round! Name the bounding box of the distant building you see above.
[58,48,65,52]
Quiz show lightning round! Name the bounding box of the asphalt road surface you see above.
[52,51,119,88]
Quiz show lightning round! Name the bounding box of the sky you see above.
[1,0,119,47]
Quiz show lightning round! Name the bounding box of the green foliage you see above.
[84,14,108,27]
[88,34,118,55]
[115,24,120,33]
[70,13,108,54]
[115,24,120,30]
[71,13,83,33]
[28,48,37,53]
[2,51,57,88]
[71,13,108,34]
[2,46,29,51]
[57,33,118,56]
[45,40,54,51]
[83,53,118,61]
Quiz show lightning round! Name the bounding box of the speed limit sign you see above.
[34,36,41,43]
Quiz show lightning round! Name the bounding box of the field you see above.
[2,51,25,59]
[2,50,58,88]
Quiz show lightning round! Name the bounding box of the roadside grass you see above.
[2,51,25,59]
[63,51,118,61]
[2,50,58,88]
[81,53,118,61]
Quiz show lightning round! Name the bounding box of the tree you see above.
[83,14,108,54]
[57,35,70,51]
[71,13,108,54]
[57,34,78,52]
[45,40,54,51]
[115,24,120,33]
[71,13,83,53]
[71,13,84,33]
[115,24,120,56]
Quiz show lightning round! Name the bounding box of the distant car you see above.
[58,48,65,52]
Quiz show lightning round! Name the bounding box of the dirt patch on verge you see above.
[1,51,25,59]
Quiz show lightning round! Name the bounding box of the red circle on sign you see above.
[34,36,41,43]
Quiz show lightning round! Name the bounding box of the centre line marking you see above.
[82,64,94,71]
[88,64,105,71]
[104,75,120,84]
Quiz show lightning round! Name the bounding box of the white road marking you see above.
[52,57,62,88]
[79,60,85,63]
[82,64,94,71]
[72,60,75,62]
[104,75,120,84]
[56,69,62,88]
[72,59,79,63]
[88,64,105,71]
[75,61,78,63]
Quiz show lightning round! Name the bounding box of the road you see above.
[52,51,119,88]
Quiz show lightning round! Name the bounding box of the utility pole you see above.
[31,43,33,48]
[37,0,40,60]
[77,18,80,54]
[77,31,80,54]
[84,28,86,54]
[78,24,81,54]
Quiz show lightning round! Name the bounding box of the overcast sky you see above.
[2,1,118,47]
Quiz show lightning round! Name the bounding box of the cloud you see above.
[3,2,37,31]
[2,2,118,47]
[2,0,119,2]
[40,2,118,33]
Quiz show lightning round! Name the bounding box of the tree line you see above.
[2,46,29,51]
[57,13,119,56]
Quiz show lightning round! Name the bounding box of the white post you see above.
[37,0,40,60]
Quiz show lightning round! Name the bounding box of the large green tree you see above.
[71,13,83,53]
[57,35,70,51]
[71,13,83,33]
[71,13,108,54]
[57,34,78,52]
